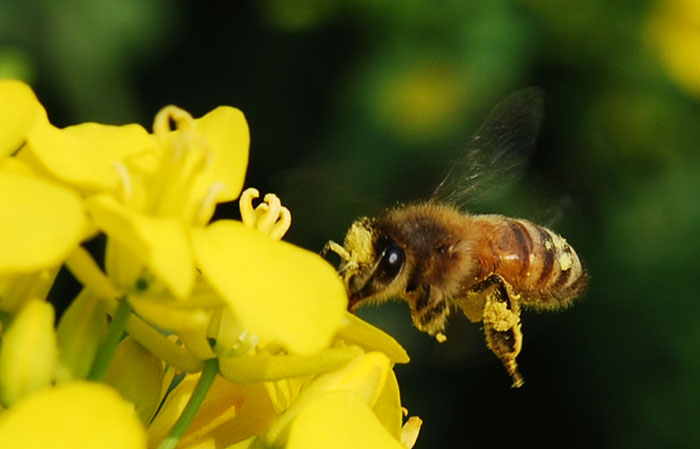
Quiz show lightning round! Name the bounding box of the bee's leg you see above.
[320,240,350,261]
[408,284,450,342]
[471,274,525,388]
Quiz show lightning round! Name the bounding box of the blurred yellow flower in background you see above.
[648,0,700,97]
[373,59,468,143]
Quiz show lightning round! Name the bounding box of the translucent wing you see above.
[431,87,544,208]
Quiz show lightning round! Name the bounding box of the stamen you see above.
[233,333,259,356]
[256,194,282,234]
[153,105,195,147]
[255,203,270,221]
[239,188,292,238]
[195,181,227,225]
[239,188,260,228]
[401,416,423,448]
[269,206,291,240]
[113,162,132,204]
[150,105,217,221]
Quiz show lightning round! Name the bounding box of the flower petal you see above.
[0,382,146,449]
[22,120,155,193]
[372,369,403,440]
[190,107,249,204]
[336,312,410,364]
[181,380,275,449]
[0,80,45,159]
[192,220,346,355]
[86,193,194,298]
[262,351,391,446]
[286,391,405,449]
[147,375,275,449]
[0,172,85,273]
[219,345,363,383]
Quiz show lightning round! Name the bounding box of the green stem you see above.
[87,298,131,381]
[157,358,219,449]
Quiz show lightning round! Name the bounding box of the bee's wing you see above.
[431,87,544,208]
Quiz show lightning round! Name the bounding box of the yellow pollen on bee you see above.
[435,333,447,343]
[558,250,573,271]
[344,220,374,266]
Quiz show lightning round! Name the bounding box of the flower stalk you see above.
[87,298,132,382]
[156,358,220,449]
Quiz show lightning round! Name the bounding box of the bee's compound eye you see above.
[375,236,405,283]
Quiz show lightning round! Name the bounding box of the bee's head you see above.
[328,217,407,311]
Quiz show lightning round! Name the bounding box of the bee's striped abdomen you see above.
[486,217,587,309]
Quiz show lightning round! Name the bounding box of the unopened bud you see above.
[0,299,57,406]
[105,336,164,424]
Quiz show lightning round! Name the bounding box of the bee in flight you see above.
[323,88,587,388]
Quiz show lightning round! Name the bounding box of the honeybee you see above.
[323,88,587,388]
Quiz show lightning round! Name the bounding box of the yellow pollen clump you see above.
[558,250,573,271]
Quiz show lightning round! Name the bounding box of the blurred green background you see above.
[3,0,700,447]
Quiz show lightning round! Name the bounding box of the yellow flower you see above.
[254,350,419,449]
[94,106,343,358]
[17,98,349,370]
[82,105,249,300]
[145,311,418,449]
[0,81,86,313]
[0,80,421,449]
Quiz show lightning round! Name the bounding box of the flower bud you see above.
[105,336,164,424]
[0,299,57,406]
[56,290,108,381]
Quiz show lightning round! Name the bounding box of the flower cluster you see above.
[0,80,421,448]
